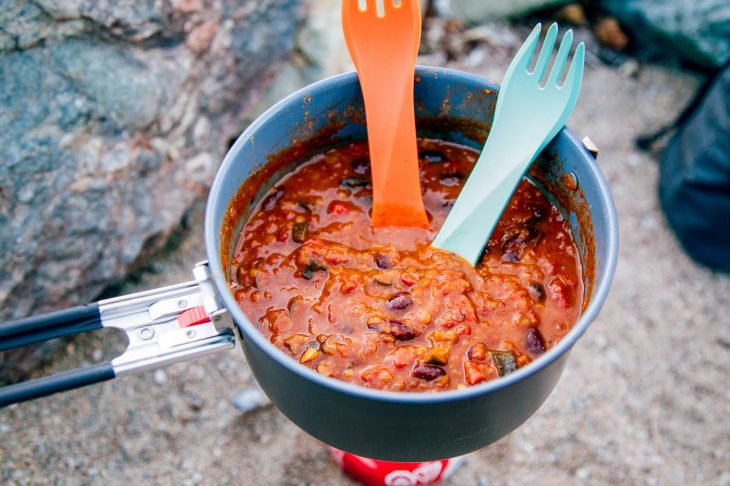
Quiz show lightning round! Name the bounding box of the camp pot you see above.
[0,67,618,461]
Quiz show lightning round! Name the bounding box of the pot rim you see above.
[205,66,619,404]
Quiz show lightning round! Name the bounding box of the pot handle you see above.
[0,303,102,351]
[0,261,236,407]
[0,363,116,407]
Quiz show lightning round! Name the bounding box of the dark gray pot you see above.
[205,67,619,461]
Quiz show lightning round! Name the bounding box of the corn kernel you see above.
[300,348,319,364]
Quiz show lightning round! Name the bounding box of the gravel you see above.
[1,24,727,486]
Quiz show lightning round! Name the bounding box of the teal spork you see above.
[431,23,585,265]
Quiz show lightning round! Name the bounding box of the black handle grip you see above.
[0,303,102,352]
[0,303,111,407]
[0,362,115,407]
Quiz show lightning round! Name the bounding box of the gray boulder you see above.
[602,0,730,69]
[0,0,305,322]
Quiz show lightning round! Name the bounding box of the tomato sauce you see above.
[229,139,583,391]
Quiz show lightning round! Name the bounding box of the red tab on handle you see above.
[177,306,210,328]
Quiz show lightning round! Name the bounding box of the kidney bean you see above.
[419,150,447,163]
[412,363,446,381]
[501,227,543,262]
[387,291,413,310]
[374,253,392,269]
[525,328,545,355]
[390,320,417,341]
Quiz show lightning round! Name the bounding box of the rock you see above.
[245,0,354,122]
[0,0,304,379]
[618,58,641,78]
[601,0,730,69]
[153,369,168,385]
[556,4,587,26]
[232,387,272,413]
[594,17,630,51]
[419,14,523,70]
[0,0,304,319]
[446,0,573,23]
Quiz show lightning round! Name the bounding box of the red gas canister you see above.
[328,447,464,486]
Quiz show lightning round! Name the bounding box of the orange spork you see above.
[342,0,429,228]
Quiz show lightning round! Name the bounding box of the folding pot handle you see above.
[0,303,102,352]
[0,261,236,407]
[0,363,115,407]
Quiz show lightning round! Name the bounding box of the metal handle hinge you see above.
[102,261,235,376]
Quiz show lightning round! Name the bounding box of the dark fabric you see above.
[659,65,730,271]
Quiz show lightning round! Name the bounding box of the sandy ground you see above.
[2,31,729,486]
